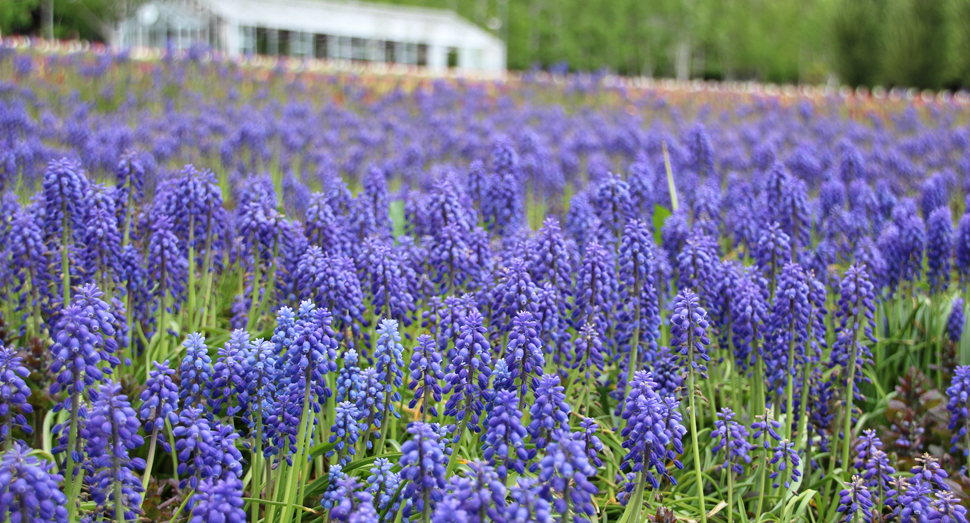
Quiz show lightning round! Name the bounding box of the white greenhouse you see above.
[118,0,506,73]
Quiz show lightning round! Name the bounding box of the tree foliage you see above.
[7,0,970,88]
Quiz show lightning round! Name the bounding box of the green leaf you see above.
[653,204,671,246]
[303,453,402,498]
[307,441,338,460]
[390,200,405,238]
[243,497,324,517]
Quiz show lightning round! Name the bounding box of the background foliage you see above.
[4,0,970,88]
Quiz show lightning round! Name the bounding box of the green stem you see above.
[376,375,396,453]
[112,412,125,523]
[166,421,178,483]
[247,249,263,331]
[141,424,160,489]
[445,415,470,477]
[727,471,734,523]
[61,212,71,307]
[841,341,859,480]
[687,364,707,523]
[169,489,195,523]
[187,224,196,333]
[753,356,767,516]
[278,380,312,523]
[796,364,811,457]
[755,425,769,517]
[253,412,265,523]
[66,393,81,522]
[785,331,796,442]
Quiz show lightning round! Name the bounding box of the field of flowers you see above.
[1,42,970,523]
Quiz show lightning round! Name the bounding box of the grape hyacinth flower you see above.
[0,343,33,448]
[572,242,617,333]
[535,282,573,372]
[574,418,604,468]
[356,367,386,451]
[242,338,277,445]
[837,476,875,523]
[892,476,933,523]
[400,422,448,520]
[429,223,474,294]
[618,218,661,382]
[711,408,752,523]
[8,208,51,338]
[80,184,123,292]
[296,250,367,345]
[532,217,573,298]
[408,335,444,420]
[592,172,634,243]
[537,431,598,523]
[929,492,969,523]
[619,371,686,506]
[336,349,363,406]
[751,409,782,514]
[894,211,926,287]
[0,443,69,523]
[753,222,792,293]
[927,207,953,294]
[948,299,965,344]
[443,309,492,445]
[173,406,243,489]
[437,460,506,523]
[329,401,361,465]
[527,374,571,463]
[189,477,247,523]
[431,497,468,523]
[778,177,812,250]
[676,233,719,305]
[767,262,810,436]
[504,478,554,523]
[365,457,407,519]
[331,476,380,522]
[304,193,350,255]
[179,333,213,411]
[730,274,769,373]
[41,158,89,306]
[712,408,753,475]
[671,289,711,520]
[670,290,711,374]
[146,214,189,368]
[320,464,349,511]
[114,152,145,247]
[831,265,877,474]
[481,389,528,481]
[209,329,250,417]
[139,360,179,484]
[948,365,970,459]
[768,440,801,489]
[49,284,118,517]
[374,319,406,451]
[490,258,540,336]
[854,430,895,505]
[504,311,543,409]
[363,241,416,326]
[270,301,338,474]
[956,213,970,289]
[911,454,950,492]
[83,380,145,522]
[572,322,605,415]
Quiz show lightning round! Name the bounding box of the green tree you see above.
[0,0,39,36]
[884,0,949,89]
[833,0,884,86]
